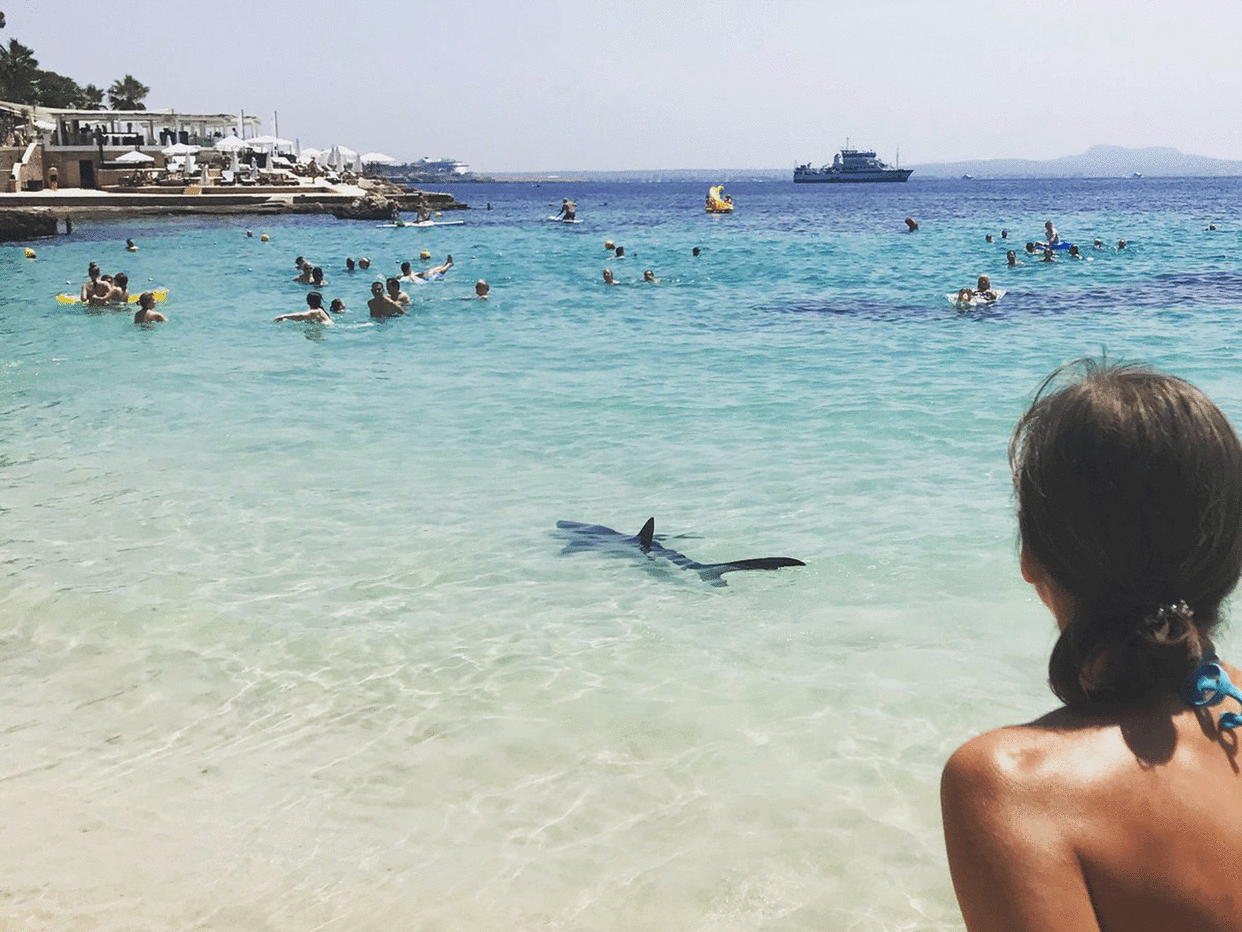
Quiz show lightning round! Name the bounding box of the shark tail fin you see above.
[638,517,656,550]
[696,557,806,582]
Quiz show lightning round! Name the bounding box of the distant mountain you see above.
[913,145,1242,178]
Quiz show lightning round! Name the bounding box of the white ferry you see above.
[794,147,912,183]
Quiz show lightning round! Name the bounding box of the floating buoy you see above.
[435,211,442,218]
[24,247,35,259]
[260,234,270,242]
[420,249,431,261]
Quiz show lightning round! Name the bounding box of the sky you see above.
[6,0,1241,172]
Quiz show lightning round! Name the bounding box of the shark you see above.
[554,518,805,586]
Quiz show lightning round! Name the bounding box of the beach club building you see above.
[0,99,262,191]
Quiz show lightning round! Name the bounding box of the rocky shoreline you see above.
[0,178,467,242]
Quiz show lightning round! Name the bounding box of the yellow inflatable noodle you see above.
[56,287,169,306]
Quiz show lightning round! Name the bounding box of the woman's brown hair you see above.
[1011,360,1242,706]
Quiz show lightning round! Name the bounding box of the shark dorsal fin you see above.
[639,518,656,549]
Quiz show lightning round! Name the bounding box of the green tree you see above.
[35,69,82,107]
[0,37,39,103]
[80,83,103,109]
[106,74,148,110]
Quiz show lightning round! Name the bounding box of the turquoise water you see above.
[3,177,1242,930]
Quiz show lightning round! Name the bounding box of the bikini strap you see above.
[1183,661,1242,730]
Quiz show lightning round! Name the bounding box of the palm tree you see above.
[80,83,103,109]
[107,74,149,110]
[0,37,39,103]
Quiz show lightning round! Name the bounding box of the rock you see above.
[0,209,58,242]
[329,194,397,221]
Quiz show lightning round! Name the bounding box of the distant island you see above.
[479,146,1242,183]
[911,145,1242,179]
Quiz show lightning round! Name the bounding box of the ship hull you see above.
[793,170,912,183]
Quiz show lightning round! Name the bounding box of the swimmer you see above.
[293,264,314,284]
[310,267,326,287]
[81,263,109,302]
[385,277,411,306]
[1043,220,1060,246]
[1068,244,1082,259]
[904,217,919,232]
[556,198,576,221]
[133,291,166,323]
[329,298,346,314]
[985,234,994,243]
[1000,228,1008,239]
[1041,248,1056,262]
[1118,239,1127,249]
[368,280,406,318]
[1093,239,1104,249]
[614,246,625,259]
[274,291,333,324]
[475,280,489,299]
[692,247,701,257]
[955,287,975,306]
[1025,242,1037,254]
[358,257,371,270]
[643,269,658,283]
[1007,250,1021,267]
[411,255,453,282]
[603,268,616,285]
[604,240,615,252]
[974,275,997,301]
[125,238,138,252]
[345,257,356,272]
[295,256,306,270]
[942,360,1242,932]
[107,272,130,304]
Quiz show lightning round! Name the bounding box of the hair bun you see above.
[1140,601,1195,645]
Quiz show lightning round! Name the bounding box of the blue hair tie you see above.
[1183,661,1242,730]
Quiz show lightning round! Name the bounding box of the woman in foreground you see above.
[942,361,1242,932]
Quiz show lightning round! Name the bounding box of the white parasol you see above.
[215,134,247,152]
[361,152,397,165]
[116,149,155,163]
[161,142,200,156]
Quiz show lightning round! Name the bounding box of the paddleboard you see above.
[947,288,1006,308]
[57,287,170,306]
[376,219,465,228]
[547,216,582,224]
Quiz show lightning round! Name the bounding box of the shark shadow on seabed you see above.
[554,518,805,587]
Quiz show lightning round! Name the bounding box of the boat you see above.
[705,185,734,213]
[794,146,912,183]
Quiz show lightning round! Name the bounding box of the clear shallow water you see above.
[3,177,1242,930]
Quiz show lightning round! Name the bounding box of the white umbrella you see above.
[161,142,200,156]
[361,152,397,165]
[246,135,294,150]
[352,152,363,173]
[116,149,155,163]
[215,134,247,152]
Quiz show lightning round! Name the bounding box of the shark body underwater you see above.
[554,518,805,586]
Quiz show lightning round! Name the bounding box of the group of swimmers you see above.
[77,258,167,323]
[953,219,1134,305]
[283,253,489,323]
[600,239,673,286]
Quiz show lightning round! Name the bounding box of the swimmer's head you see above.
[307,292,324,308]
[138,291,156,309]
[359,257,371,269]
[985,234,993,243]
[1007,250,1017,265]
[295,256,305,268]
[371,281,384,296]
[692,247,701,257]
[603,268,615,284]
[346,257,356,270]
[1012,361,1242,706]
[330,299,345,313]
[311,267,324,283]
[604,240,615,251]
[614,246,624,258]
[475,280,489,297]
[976,274,990,291]
[643,270,655,282]
[401,261,412,275]
[1026,242,1036,253]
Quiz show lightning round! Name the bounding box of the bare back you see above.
[942,662,1242,932]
